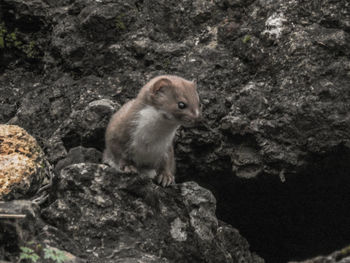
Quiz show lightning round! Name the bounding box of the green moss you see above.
[23,41,37,58]
[242,34,251,44]
[163,58,171,69]
[7,31,23,48]
[0,22,7,49]
[340,245,350,256]
[0,22,39,58]
[115,14,126,30]
[9,32,16,41]
[7,31,21,48]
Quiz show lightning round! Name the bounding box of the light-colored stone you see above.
[0,125,47,200]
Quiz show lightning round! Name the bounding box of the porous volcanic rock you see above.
[0,125,48,200]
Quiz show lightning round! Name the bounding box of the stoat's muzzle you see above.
[182,109,202,127]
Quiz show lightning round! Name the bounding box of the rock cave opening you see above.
[187,144,350,263]
[62,128,106,153]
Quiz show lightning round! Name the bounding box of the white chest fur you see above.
[130,106,178,167]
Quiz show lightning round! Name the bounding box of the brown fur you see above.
[104,75,201,187]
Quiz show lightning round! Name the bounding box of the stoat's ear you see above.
[151,78,172,94]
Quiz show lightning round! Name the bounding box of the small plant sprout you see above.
[19,246,40,263]
[43,247,68,263]
[242,34,252,43]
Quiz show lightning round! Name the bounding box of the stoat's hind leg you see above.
[139,168,157,179]
[103,148,137,173]
[102,148,119,170]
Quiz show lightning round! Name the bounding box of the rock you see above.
[41,163,263,263]
[0,125,48,200]
[289,245,350,263]
[46,98,118,164]
[0,103,16,123]
[0,0,50,68]
[0,200,42,261]
[54,146,102,174]
[0,200,85,262]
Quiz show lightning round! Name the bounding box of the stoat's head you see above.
[145,75,202,127]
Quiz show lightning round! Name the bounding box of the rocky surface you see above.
[0,164,262,262]
[0,125,49,200]
[0,0,349,262]
[290,245,350,263]
[0,200,86,263]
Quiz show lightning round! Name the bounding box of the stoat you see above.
[103,75,201,187]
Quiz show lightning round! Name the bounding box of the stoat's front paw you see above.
[122,165,138,173]
[156,172,175,187]
[119,160,138,173]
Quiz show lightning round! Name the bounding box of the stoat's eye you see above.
[178,101,187,109]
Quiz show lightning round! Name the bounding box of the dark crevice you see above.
[82,128,106,151]
[62,128,106,153]
[62,131,82,151]
[184,145,350,263]
[0,221,19,261]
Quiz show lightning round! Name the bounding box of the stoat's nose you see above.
[194,109,201,118]
[192,108,203,124]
